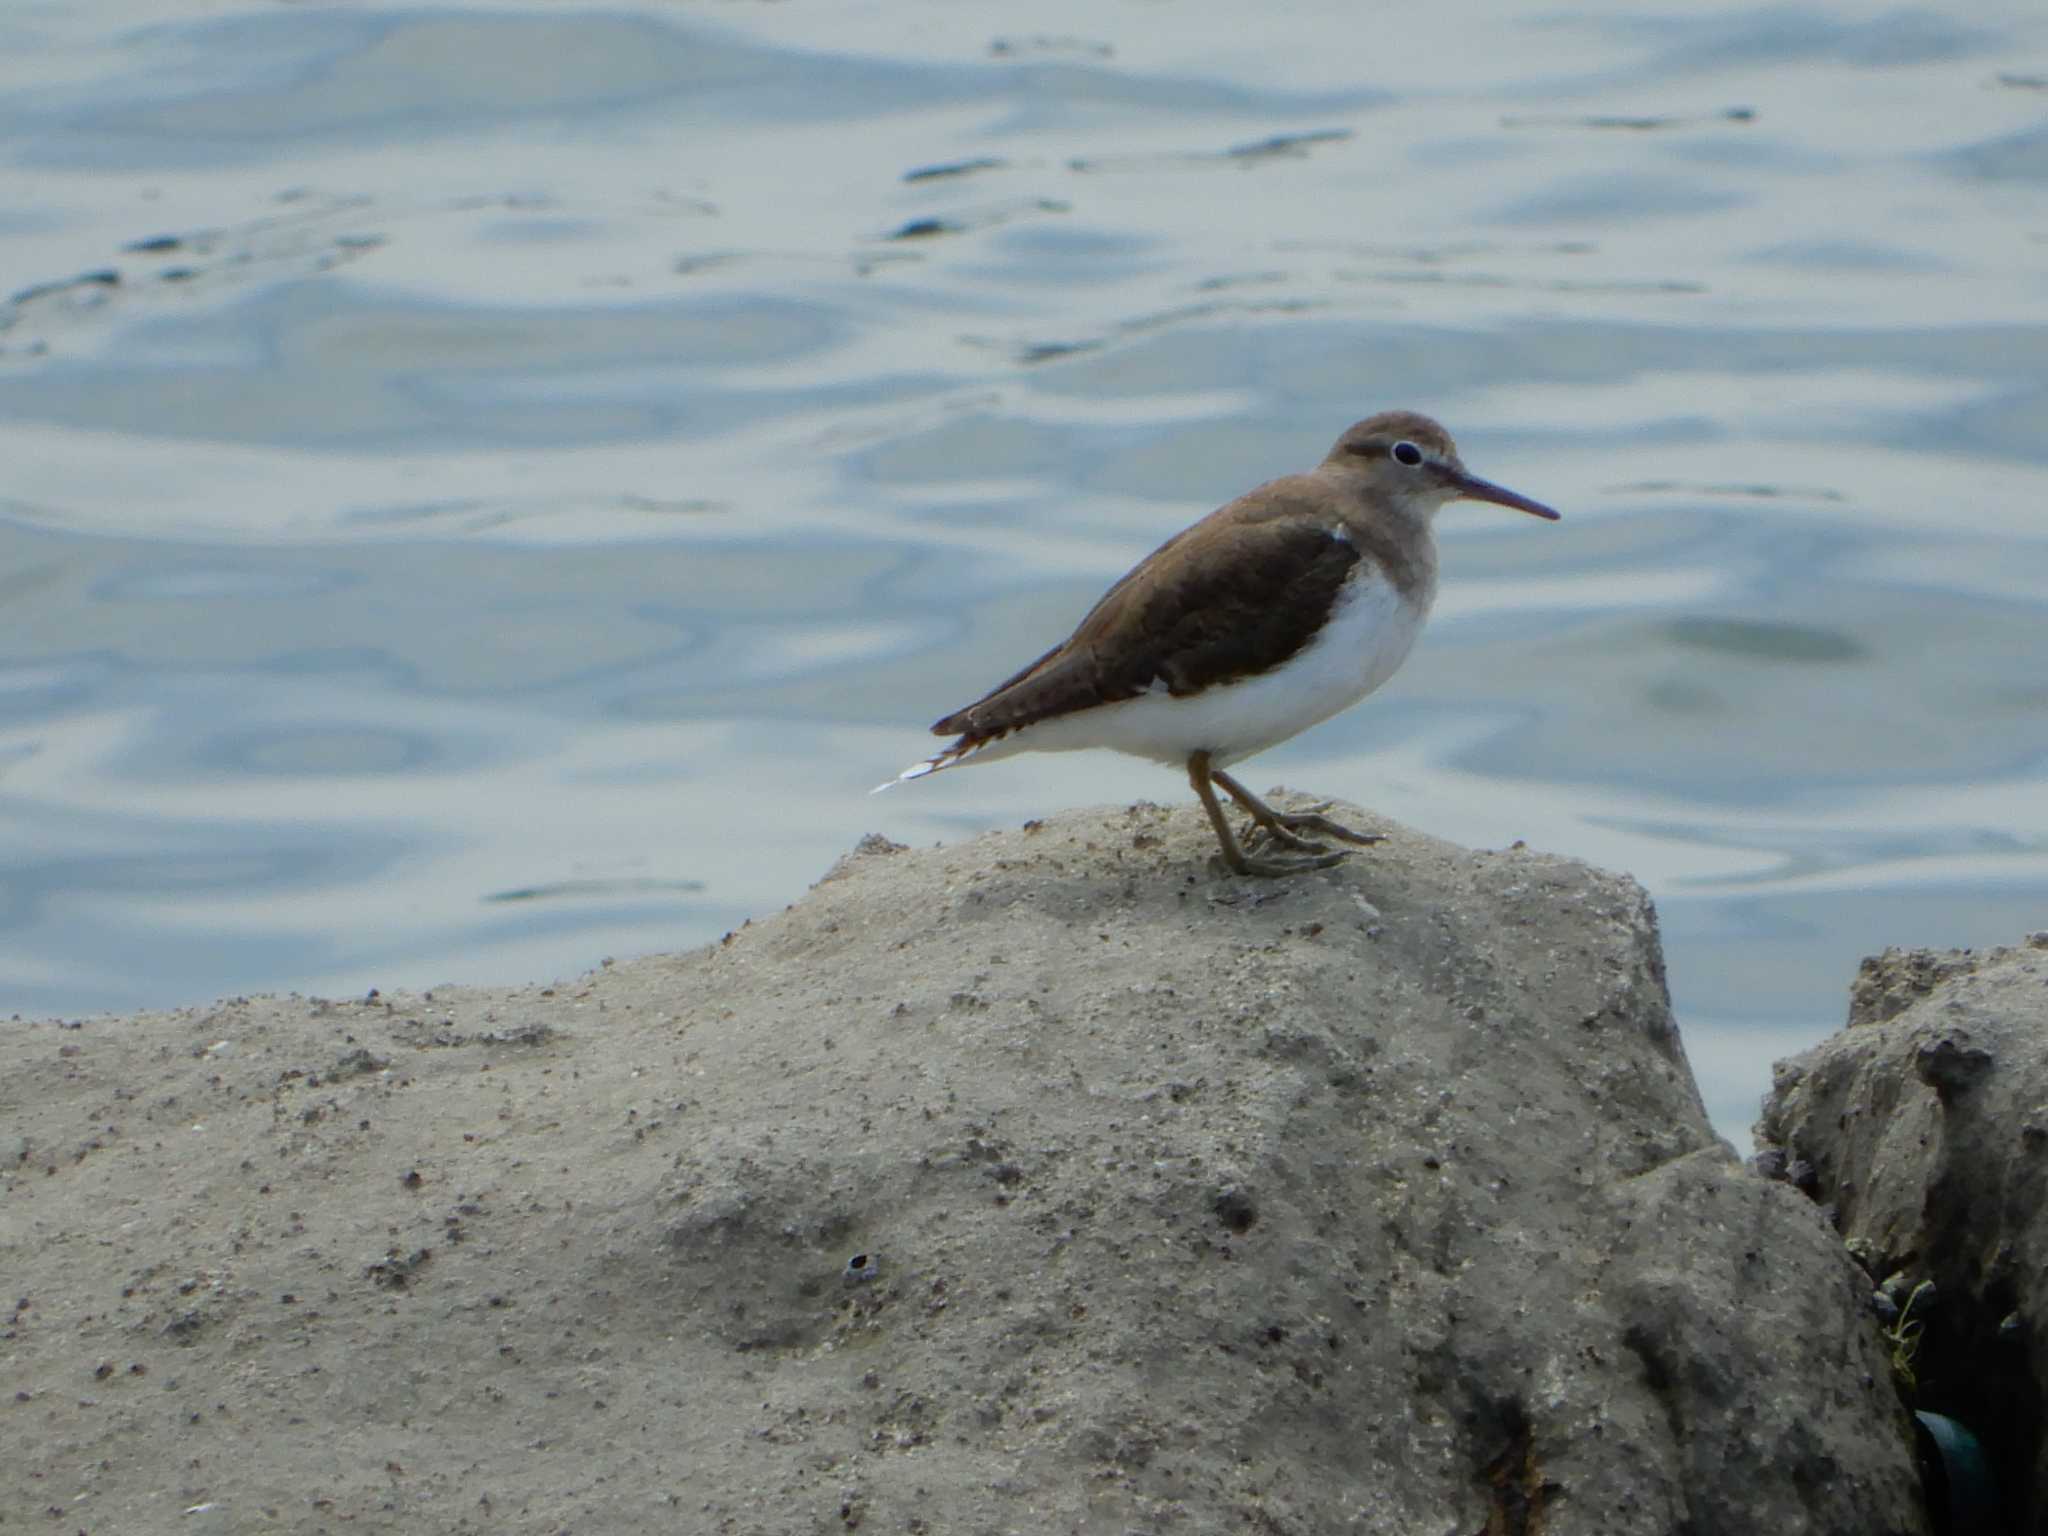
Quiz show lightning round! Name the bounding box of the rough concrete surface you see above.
[1761,932,2048,1530]
[4,800,1928,1534]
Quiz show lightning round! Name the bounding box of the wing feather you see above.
[932,497,1361,748]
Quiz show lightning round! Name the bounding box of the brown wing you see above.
[932,490,1361,745]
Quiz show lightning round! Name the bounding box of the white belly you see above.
[983,565,1430,770]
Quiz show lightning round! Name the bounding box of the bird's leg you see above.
[1210,768,1385,854]
[1188,752,1349,878]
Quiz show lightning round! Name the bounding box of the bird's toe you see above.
[1273,811,1383,847]
[1243,821,1331,857]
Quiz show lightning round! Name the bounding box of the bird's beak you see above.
[1445,467,1562,521]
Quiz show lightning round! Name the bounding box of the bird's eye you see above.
[1391,440,1424,467]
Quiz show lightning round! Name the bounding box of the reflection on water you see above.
[2,1,2047,1148]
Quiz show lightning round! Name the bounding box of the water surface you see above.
[4,0,2047,1144]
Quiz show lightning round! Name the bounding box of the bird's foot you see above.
[1218,844,1353,879]
[1194,759,1378,880]
[1240,819,1330,856]
[1267,804,1386,846]
[1241,803,1385,856]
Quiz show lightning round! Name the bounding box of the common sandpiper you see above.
[880,411,1561,877]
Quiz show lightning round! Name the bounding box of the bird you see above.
[877,411,1561,877]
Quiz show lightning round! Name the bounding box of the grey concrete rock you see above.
[2,801,1928,1533]
[1761,931,2048,1530]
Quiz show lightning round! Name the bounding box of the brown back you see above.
[932,477,1369,745]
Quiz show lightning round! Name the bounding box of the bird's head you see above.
[1324,411,1561,524]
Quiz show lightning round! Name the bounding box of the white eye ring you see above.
[1390,440,1424,467]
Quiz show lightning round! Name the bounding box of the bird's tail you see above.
[869,734,1000,794]
[869,758,938,795]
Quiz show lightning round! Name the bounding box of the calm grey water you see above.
[3,2,2046,1143]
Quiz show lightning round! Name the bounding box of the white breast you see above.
[987,562,1433,770]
